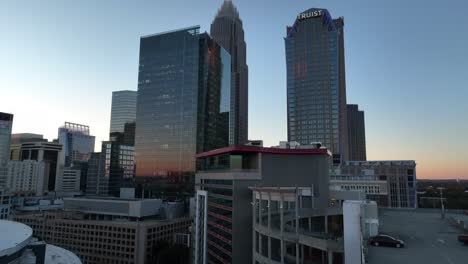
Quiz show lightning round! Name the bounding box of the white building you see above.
[338,161,417,208]
[6,160,47,196]
[0,220,82,264]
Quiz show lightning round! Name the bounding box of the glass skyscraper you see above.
[85,142,134,197]
[211,0,249,145]
[285,8,348,164]
[347,104,366,161]
[109,90,137,145]
[0,112,13,188]
[134,26,231,199]
[58,122,95,167]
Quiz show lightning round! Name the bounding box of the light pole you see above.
[437,187,445,219]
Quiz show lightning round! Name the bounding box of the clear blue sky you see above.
[1,0,467,179]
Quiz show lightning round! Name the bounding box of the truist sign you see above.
[297,10,323,20]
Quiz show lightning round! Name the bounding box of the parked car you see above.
[369,235,405,248]
[458,234,468,245]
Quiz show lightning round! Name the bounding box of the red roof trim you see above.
[195,145,331,158]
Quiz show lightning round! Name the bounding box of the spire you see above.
[215,0,240,19]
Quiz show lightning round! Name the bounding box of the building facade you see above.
[85,152,104,196]
[13,197,191,264]
[251,187,347,264]
[339,160,417,208]
[61,168,81,193]
[17,141,64,192]
[10,133,46,161]
[110,90,137,134]
[194,145,333,264]
[0,189,11,220]
[347,104,366,161]
[0,112,13,189]
[330,174,388,207]
[85,142,134,197]
[210,0,249,145]
[58,122,95,168]
[6,160,47,196]
[134,26,231,199]
[285,9,348,164]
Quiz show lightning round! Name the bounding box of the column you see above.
[295,188,299,264]
[252,190,257,264]
[325,215,329,234]
[268,191,272,259]
[328,251,333,264]
[280,191,284,264]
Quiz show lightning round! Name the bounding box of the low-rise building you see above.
[338,161,417,208]
[12,196,191,264]
[330,174,388,207]
[0,219,82,264]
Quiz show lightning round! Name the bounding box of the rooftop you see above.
[45,244,82,264]
[195,145,331,158]
[0,220,33,257]
[367,209,468,264]
[345,160,416,166]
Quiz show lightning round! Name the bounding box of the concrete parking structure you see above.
[367,209,468,264]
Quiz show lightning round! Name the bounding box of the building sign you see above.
[297,10,323,20]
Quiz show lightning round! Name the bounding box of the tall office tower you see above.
[0,113,13,188]
[58,122,95,167]
[347,104,366,161]
[135,26,231,199]
[286,9,349,164]
[109,90,137,145]
[86,142,134,197]
[85,152,104,195]
[210,0,248,145]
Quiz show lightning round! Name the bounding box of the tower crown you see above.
[215,0,240,19]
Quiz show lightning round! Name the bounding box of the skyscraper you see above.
[86,142,134,197]
[58,122,95,167]
[0,112,13,188]
[211,0,248,145]
[134,26,231,198]
[347,104,366,161]
[285,9,349,164]
[109,90,137,145]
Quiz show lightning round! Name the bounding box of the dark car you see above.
[369,235,405,248]
[458,234,468,245]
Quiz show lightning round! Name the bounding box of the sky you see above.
[1,0,467,179]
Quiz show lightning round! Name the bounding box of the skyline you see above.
[1,0,467,179]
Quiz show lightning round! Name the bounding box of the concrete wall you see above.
[261,153,330,210]
[232,179,257,264]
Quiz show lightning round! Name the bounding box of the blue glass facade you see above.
[58,122,95,167]
[286,9,348,163]
[135,27,231,198]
